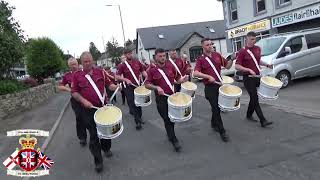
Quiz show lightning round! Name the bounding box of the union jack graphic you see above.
[37,151,54,170]
[20,151,37,170]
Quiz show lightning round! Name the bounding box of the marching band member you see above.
[58,57,87,146]
[235,31,273,127]
[116,48,148,130]
[104,66,117,103]
[145,48,188,152]
[168,49,187,92]
[72,52,120,173]
[193,38,233,142]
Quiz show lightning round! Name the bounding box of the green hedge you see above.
[0,79,27,95]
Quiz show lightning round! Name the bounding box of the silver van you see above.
[235,28,320,88]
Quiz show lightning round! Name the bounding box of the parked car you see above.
[234,28,320,88]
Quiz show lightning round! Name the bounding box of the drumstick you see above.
[163,93,170,97]
[91,106,99,110]
[109,83,121,103]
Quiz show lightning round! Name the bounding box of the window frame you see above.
[305,32,320,49]
[281,36,303,57]
[275,0,291,9]
[229,0,238,23]
[254,0,267,16]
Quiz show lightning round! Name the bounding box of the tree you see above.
[106,37,123,65]
[26,37,64,82]
[89,42,101,61]
[124,39,133,47]
[0,0,26,77]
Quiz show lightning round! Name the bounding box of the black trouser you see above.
[106,88,116,103]
[243,76,266,122]
[204,84,225,134]
[70,97,87,141]
[121,89,126,104]
[155,95,177,142]
[174,84,181,92]
[82,108,111,165]
[124,85,142,124]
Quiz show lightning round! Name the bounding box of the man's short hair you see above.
[123,48,132,54]
[201,38,211,44]
[80,51,92,60]
[247,31,257,37]
[155,48,165,55]
[169,48,177,52]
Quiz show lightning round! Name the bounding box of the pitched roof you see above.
[137,20,226,50]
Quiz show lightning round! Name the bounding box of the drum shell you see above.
[181,82,197,99]
[167,96,193,123]
[218,85,242,111]
[134,91,152,107]
[258,77,282,100]
[94,106,123,139]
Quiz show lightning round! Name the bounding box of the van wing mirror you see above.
[284,47,292,55]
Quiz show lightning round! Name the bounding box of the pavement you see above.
[1,77,320,179]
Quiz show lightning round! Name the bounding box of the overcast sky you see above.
[8,0,224,57]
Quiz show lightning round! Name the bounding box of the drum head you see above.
[181,81,197,90]
[261,76,283,87]
[168,92,192,106]
[134,86,151,95]
[95,106,121,125]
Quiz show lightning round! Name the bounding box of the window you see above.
[256,37,286,56]
[189,46,203,62]
[229,0,238,22]
[209,28,215,33]
[256,0,266,14]
[233,37,242,52]
[305,32,320,49]
[276,0,291,8]
[279,0,291,5]
[284,36,303,54]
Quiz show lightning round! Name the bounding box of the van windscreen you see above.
[256,37,286,56]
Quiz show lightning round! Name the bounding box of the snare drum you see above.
[221,75,234,84]
[218,84,242,111]
[94,105,123,139]
[134,86,152,106]
[258,76,283,100]
[181,81,197,98]
[167,92,192,122]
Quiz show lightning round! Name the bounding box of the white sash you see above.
[205,57,223,82]
[124,60,140,86]
[157,68,175,93]
[246,49,261,72]
[85,74,106,105]
[169,58,182,76]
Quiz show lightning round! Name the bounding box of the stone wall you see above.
[0,83,56,119]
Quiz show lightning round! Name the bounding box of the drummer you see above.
[168,49,187,92]
[58,57,87,146]
[71,51,120,173]
[235,31,273,128]
[193,38,233,142]
[116,48,148,130]
[181,53,193,81]
[145,48,188,152]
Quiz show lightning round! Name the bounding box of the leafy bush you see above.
[0,79,27,95]
[21,77,38,87]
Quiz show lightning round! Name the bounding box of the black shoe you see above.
[95,162,103,173]
[220,133,230,142]
[246,116,258,122]
[261,120,273,128]
[172,141,181,152]
[136,122,142,130]
[79,139,87,147]
[104,150,113,158]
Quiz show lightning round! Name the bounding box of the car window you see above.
[305,32,320,49]
[284,36,303,54]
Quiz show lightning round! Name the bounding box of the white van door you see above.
[278,36,310,79]
[305,32,320,76]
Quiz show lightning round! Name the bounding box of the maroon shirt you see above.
[236,46,261,75]
[117,59,145,86]
[195,52,228,85]
[60,71,74,87]
[71,68,112,107]
[145,61,180,95]
[106,71,116,84]
[170,58,186,76]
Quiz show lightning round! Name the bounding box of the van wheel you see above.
[276,71,291,89]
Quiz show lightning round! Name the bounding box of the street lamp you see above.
[106,4,126,47]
